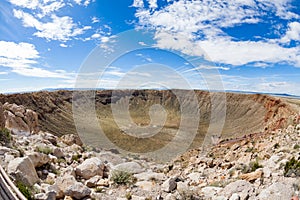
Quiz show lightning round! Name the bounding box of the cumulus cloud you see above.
[91,16,100,23]
[13,10,91,41]
[222,74,300,95]
[132,0,144,8]
[148,0,158,9]
[59,43,68,48]
[281,22,300,44]
[197,39,300,66]
[8,0,94,42]
[9,0,65,17]
[73,0,92,7]
[135,0,300,67]
[0,41,71,78]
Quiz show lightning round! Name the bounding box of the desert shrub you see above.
[294,144,300,149]
[125,192,132,200]
[245,147,254,153]
[36,146,52,155]
[0,128,12,145]
[241,160,263,173]
[71,154,82,162]
[273,143,280,149]
[284,157,300,177]
[209,180,230,188]
[95,187,104,193]
[249,160,263,172]
[111,170,133,185]
[16,181,33,200]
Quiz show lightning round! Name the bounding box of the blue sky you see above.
[0,0,300,95]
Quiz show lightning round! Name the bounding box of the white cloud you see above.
[91,33,101,39]
[8,0,40,10]
[136,0,263,39]
[0,41,71,78]
[148,0,158,9]
[192,65,230,71]
[221,74,300,95]
[101,36,110,43]
[132,0,144,8]
[281,22,300,43]
[73,0,91,6]
[13,10,91,41]
[197,39,300,66]
[135,0,300,67]
[0,41,39,61]
[9,0,65,17]
[91,16,100,23]
[256,0,299,20]
[59,43,68,48]
[38,1,65,17]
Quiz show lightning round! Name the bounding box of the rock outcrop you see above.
[0,94,299,199]
[2,103,39,134]
[0,103,5,129]
[75,157,105,179]
[7,157,39,186]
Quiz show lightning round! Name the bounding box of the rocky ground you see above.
[0,102,300,200]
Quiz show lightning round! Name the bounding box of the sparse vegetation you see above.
[95,187,104,193]
[294,144,300,149]
[284,157,300,177]
[273,143,280,149]
[229,169,236,177]
[209,180,230,188]
[0,128,12,145]
[16,181,33,200]
[241,160,263,173]
[125,192,132,200]
[36,146,52,155]
[111,170,133,185]
[71,154,82,162]
[249,160,263,172]
[245,147,254,153]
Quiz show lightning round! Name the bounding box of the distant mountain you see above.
[3,88,300,99]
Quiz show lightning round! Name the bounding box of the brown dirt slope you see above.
[0,90,298,143]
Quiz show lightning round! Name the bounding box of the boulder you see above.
[27,152,50,167]
[9,104,25,114]
[0,103,5,129]
[201,187,222,199]
[61,134,83,146]
[76,157,105,179]
[85,175,102,188]
[54,175,77,198]
[134,171,165,181]
[0,146,19,156]
[230,193,241,200]
[135,181,156,191]
[221,180,254,198]
[24,109,39,134]
[162,177,177,192]
[239,169,263,182]
[53,147,64,158]
[8,157,39,186]
[113,162,144,174]
[258,182,294,200]
[98,152,125,166]
[65,182,91,199]
[4,110,30,133]
[97,179,109,187]
[34,191,56,200]
[187,172,201,183]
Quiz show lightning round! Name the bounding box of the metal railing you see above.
[0,165,27,200]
